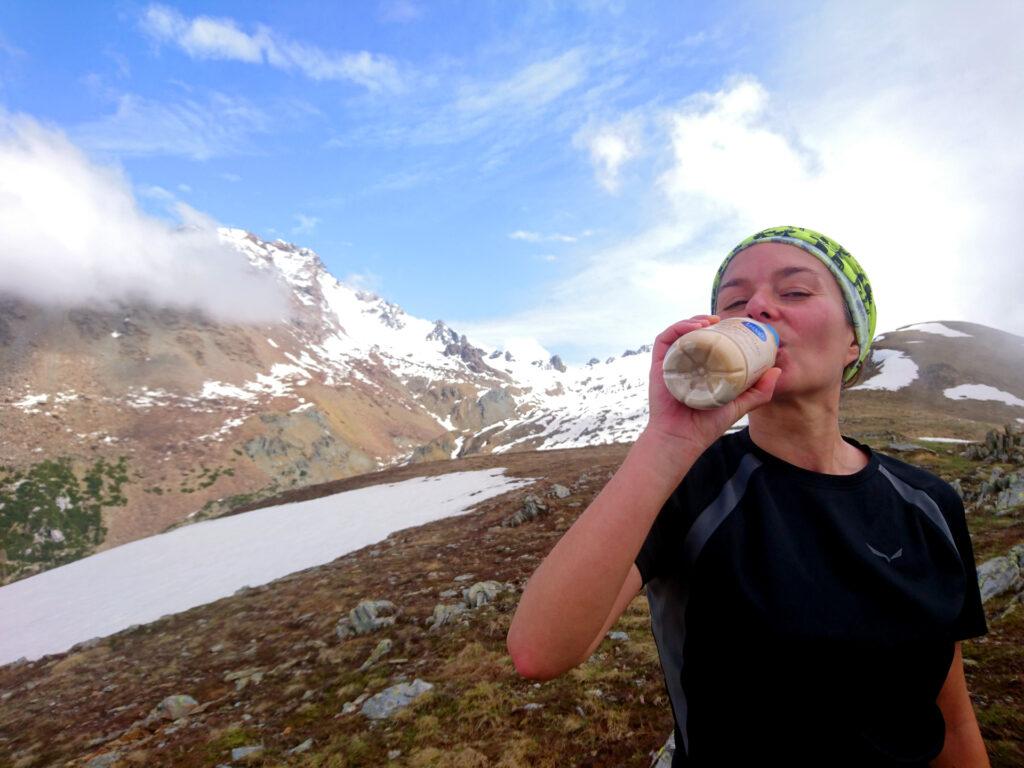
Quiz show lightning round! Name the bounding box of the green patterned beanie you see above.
[709,225,877,387]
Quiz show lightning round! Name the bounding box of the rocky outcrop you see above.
[146,694,199,723]
[977,543,1024,603]
[501,494,549,528]
[962,423,1024,463]
[550,483,571,499]
[244,409,375,486]
[974,467,1024,515]
[426,320,494,375]
[476,387,518,425]
[335,599,399,640]
[426,579,515,631]
[621,344,653,358]
[358,638,393,671]
[359,679,434,719]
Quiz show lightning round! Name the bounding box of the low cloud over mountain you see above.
[0,111,292,325]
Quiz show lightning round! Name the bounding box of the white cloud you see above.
[378,0,423,23]
[455,49,587,115]
[293,213,319,234]
[142,5,263,62]
[343,270,383,293]
[0,32,26,60]
[457,222,712,362]
[140,4,404,93]
[573,111,644,192]
[497,336,555,365]
[0,111,292,324]
[757,0,1024,337]
[74,92,270,160]
[329,47,594,151]
[509,230,585,243]
[139,184,175,200]
[457,2,1024,363]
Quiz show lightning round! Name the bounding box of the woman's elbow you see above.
[507,630,565,682]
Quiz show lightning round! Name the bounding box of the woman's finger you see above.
[653,315,720,360]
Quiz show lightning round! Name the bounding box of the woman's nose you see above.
[744,288,776,319]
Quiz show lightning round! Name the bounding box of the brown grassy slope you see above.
[0,439,1021,768]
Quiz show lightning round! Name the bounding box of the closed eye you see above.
[724,292,808,309]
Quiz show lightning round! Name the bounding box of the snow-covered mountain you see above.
[1,230,1022,585]
[215,228,656,456]
[0,229,658,583]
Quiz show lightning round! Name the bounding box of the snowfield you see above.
[848,349,919,392]
[943,384,1024,407]
[0,468,537,665]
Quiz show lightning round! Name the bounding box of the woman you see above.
[507,226,989,767]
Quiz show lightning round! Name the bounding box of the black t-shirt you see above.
[634,426,988,767]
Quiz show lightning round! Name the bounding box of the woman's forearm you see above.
[506,429,702,680]
[930,715,990,767]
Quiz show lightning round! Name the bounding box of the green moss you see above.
[0,455,133,583]
[161,482,282,532]
[985,739,1024,765]
[346,734,372,764]
[205,726,261,761]
[976,701,1024,734]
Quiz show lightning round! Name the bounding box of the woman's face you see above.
[715,242,859,398]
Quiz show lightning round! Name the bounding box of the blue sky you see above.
[1,1,1022,364]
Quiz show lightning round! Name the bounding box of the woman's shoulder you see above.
[873,449,961,508]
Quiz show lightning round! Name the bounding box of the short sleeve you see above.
[942,486,989,641]
[634,487,685,587]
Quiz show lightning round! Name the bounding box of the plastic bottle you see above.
[662,318,779,409]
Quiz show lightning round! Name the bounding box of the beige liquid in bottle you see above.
[662,318,779,409]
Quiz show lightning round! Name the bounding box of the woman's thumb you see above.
[734,367,781,414]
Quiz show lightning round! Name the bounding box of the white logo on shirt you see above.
[867,543,903,563]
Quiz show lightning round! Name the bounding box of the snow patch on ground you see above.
[12,393,49,412]
[200,381,258,402]
[943,384,1024,407]
[196,417,247,442]
[0,468,537,664]
[848,349,919,391]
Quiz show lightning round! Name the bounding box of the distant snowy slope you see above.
[842,320,1024,430]
[0,468,536,665]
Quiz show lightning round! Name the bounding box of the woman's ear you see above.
[845,337,860,366]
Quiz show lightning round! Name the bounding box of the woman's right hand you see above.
[645,315,782,453]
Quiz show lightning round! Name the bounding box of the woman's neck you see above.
[747,397,867,475]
